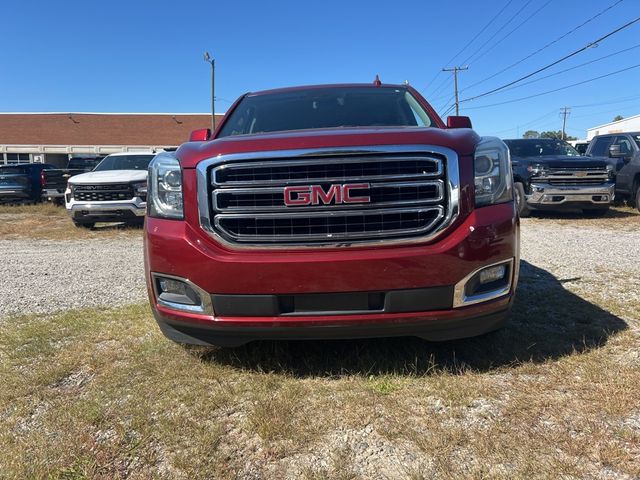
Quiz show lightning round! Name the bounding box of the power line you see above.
[463,0,625,92]
[425,0,515,93]
[468,0,554,66]
[572,93,640,108]
[471,43,640,99]
[463,63,640,110]
[460,0,535,66]
[461,16,640,104]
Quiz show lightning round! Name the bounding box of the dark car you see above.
[504,138,614,217]
[0,163,55,203]
[42,155,104,204]
[586,132,640,211]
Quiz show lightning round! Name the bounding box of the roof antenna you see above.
[373,74,382,86]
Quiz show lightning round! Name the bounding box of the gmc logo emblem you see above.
[284,183,371,206]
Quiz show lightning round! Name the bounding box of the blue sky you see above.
[1,0,638,139]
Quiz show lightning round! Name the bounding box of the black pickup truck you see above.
[586,132,640,211]
[504,138,615,217]
[42,156,104,204]
[0,163,56,203]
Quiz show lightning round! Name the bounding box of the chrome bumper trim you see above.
[527,183,614,206]
[452,258,515,308]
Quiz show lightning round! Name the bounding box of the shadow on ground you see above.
[191,261,628,376]
[530,207,638,220]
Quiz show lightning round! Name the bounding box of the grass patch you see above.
[1,261,639,477]
[0,203,142,240]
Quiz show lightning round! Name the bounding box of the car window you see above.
[504,139,579,157]
[590,137,614,156]
[614,136,632,155]
[93,155,154,171]
[217,86,434,138]
[633,135,640,149]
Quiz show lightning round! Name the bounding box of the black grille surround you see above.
[197,145,459,248]
[73,183,135,202]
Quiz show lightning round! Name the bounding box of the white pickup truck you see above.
[65,152,156,228]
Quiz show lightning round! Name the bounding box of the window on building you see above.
[6,153,31,164]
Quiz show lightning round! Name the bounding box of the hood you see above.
[175,127,482,168]
[512,155,608,169]
[68,169,148,185]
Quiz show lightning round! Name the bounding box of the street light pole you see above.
[203,52,215,131]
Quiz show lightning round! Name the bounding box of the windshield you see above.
[217,86,435,137]
[504,139,580,157]
[93,154,154,171]
[68,157,103,170]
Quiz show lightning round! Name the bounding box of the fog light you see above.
[157,277,201,306]
[452,259,514,308]
[479,265,506,285]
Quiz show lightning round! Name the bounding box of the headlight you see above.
[148,153,183,219]
[474,137,513,207]
[527,164,546,176]
[606,164,615,179]
[133,181,148,196]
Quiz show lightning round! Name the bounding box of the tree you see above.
[522,130,540,138]
[613,115,624,122]
[540,130,577,141]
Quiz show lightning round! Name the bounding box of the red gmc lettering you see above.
[284,184,370,206]
[283,186,311,206]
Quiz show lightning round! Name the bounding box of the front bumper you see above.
[42,188,64,200]
[0,189,29,200]
[66,199,146,222]
[527,182,614,207]
[145,202,519,346]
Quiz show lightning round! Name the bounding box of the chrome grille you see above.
[538,167,609,186]
[198,146,458,247]
[73,184,134,202]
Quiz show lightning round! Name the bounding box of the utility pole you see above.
[203,52,215,131]
[560,106,571,140]
[442,65,468,116]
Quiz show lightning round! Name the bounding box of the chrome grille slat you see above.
[196,145,460,248]
[213,180,444,212]
[537,167,609,186]
[214,207,445,243]
[212,155,443,186]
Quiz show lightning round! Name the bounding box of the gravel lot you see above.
[1,214,638,321]
[0,238,146,319]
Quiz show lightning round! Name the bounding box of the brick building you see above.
[0,112,224,167]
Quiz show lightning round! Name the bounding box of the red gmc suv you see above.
[144,83,519,347]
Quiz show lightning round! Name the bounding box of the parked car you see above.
[0,163,55,204]
[65,152,155,228]
[504,138,614,217]
[570,140,589,155]
[586,132,640,211]
[144,82,520,347]
[42,156,104,204]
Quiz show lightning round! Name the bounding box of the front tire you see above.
[514,182,531,218]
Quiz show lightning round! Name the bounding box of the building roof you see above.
[588,113,640,131]
[0,112,225,146]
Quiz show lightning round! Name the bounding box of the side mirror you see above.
[608,144,624,158]
[189,128,211,142]
[447,116,472,129]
